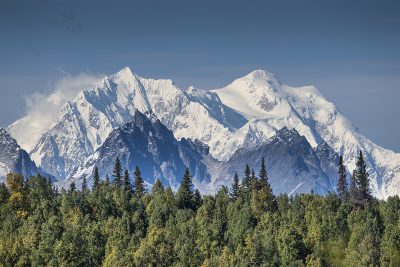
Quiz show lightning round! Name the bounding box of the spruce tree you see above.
[230,173,240,200]
[241,164,252,198]
[105,175,110,186]
[259,157,268,185]
[123,169,131,191]
[113,157,122,187]
[177,167,194,210]
[355,151,370,202]
[152,179,164,195]
[0,183,9,204]
[69,182,76,194]
[134,166,146,198]
[337,155,347,199]
[259,157,273,195]
[244,164,251,181]
[81,175,88,192]
[192,189,202,210]
[93,166,100,189]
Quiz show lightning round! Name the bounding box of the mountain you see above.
[17,67,245,180]
[63,110,212,190]
[0,128,46,182]
[211,70,400,198]
[207,127,340,195]
[7,67,400,198]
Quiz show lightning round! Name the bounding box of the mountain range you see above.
[0,128,46,182]
[65,110,212,191]
[6,67,400,198]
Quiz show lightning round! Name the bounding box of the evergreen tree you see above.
[123,169,131,191]
[337,155,347,199]
[93,166,100,189]
[355,151,370,202]
[244,164,251,180]
[113,157,123,187]
[192,189,202,210]
[259,157,273,195]
[134,166,146,198]
[68,182,76,194]
[251,169,257,189]
[81,175,88,192]
[259,157,268,185]
[151,179,164,195]
[177,167,194,210]
[230,173,240,200]
[0,183,9,204]
[241,164,252,198]
[105,175,110,185]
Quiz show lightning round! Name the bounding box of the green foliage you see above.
[123,169,131,192]
[133,166,146,198]
[82,175,88,192]
[355,151,371,201]
[113,157,122,187]
[230,172,240,200]
[0,156,396,266]
[93,166,100,190]
[152,179,164,195]
[240,164,252,199]
[337,155,348,199]
[176,167,194,210]
[350,151,371,208]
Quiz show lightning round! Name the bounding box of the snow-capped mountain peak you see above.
[66,110,211,191]
[238,69,281,89]
[7,67,400,198]
[110,66,135,79]
[0,128,45,181]
[0,127,20,153]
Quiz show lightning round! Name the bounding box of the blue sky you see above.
[1,0,400,151]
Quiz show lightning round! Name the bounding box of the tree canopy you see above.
[0,152,396,266]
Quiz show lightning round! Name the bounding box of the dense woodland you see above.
[1,152,400,266]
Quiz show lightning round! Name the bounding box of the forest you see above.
[0,152,400,266]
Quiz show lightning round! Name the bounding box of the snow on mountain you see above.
[63,110,212,191]
[208,127,340,195]
[0,128,46,182]
[7,66,400,198]
[138,78,247,161]
[28,67,153,179]
[212,70,400,199]
[24,67,246,180]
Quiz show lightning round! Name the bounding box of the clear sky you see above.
[1,0,399,152]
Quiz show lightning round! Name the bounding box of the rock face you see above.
[0,128,45,182]
[64,111,212,190]
[7,67,400,198]
[208,127,340,195]
[23,67,245,181]
[211,70,400,198]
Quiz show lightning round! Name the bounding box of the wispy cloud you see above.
[8,72,103,151]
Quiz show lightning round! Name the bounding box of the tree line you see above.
[0,152,399,266]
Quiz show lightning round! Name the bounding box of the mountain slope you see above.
[7,67,400,198]
[0,128,45,182]
[211,70,400,198]
[23,67,245,180]
[208,127,340,195]
[65,111,211,190]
